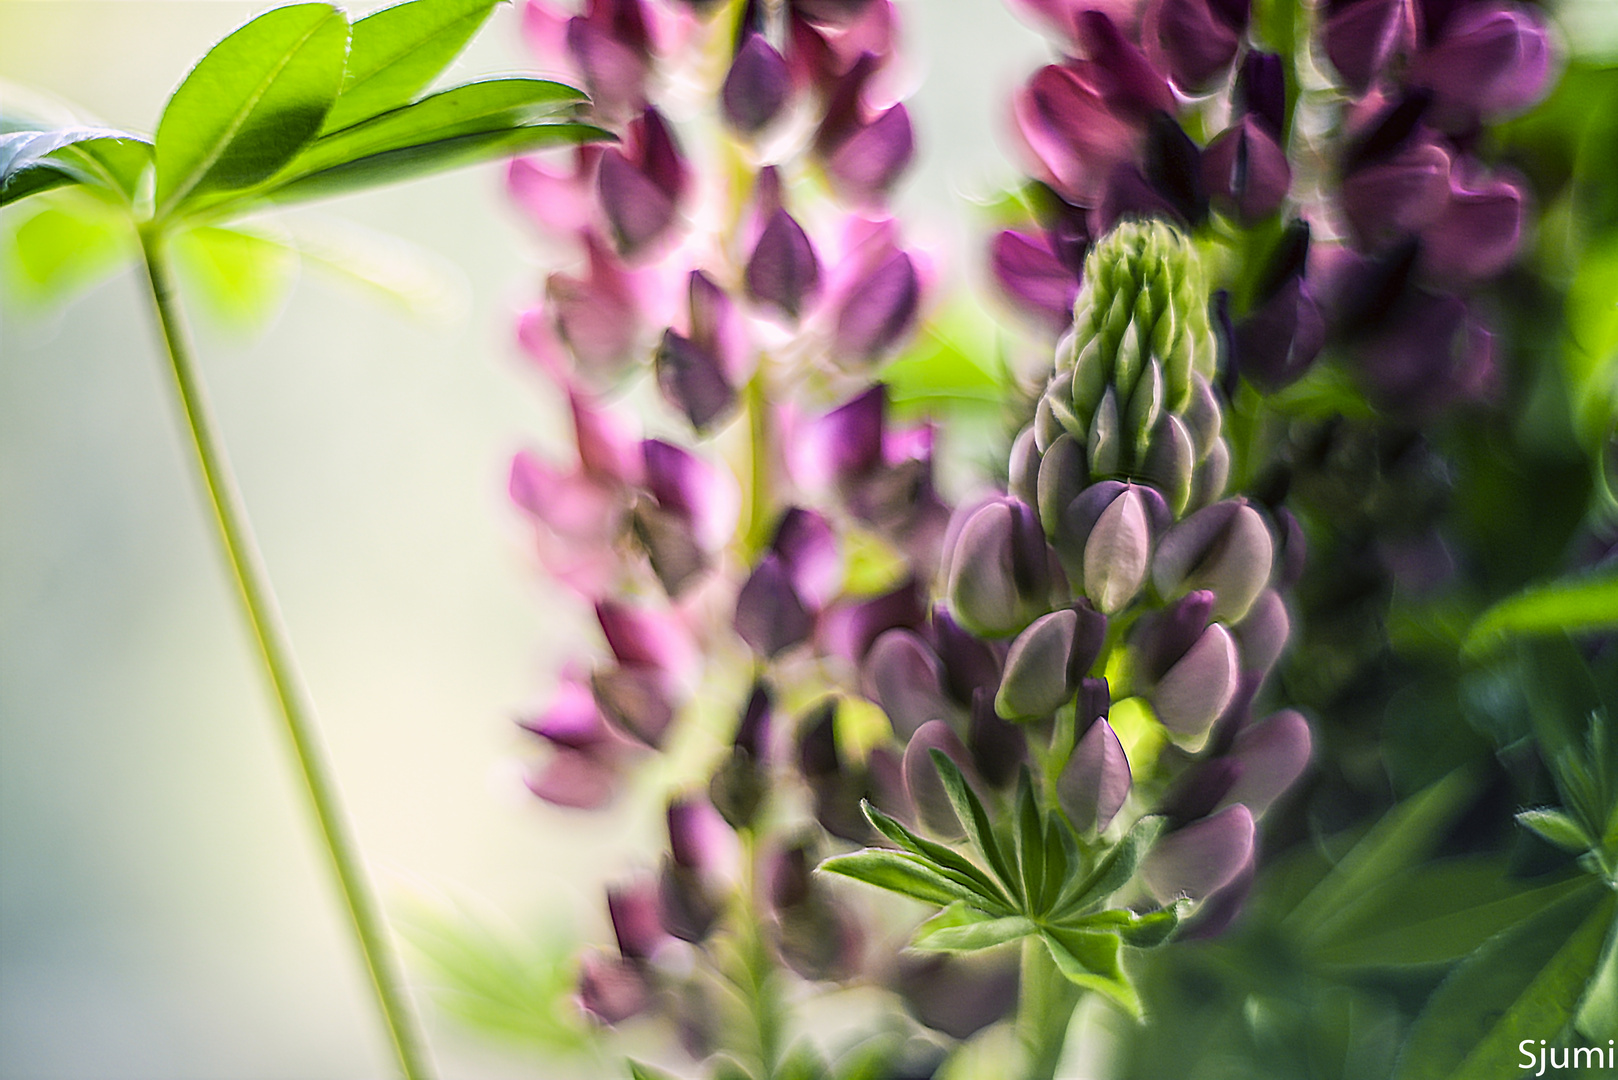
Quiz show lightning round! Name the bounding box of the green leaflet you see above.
[628,1063,681,1080]
[1041,926,1142,1018]
[1306,858,1591,970]
[1392,885,1613,1080]
[1463,568,1618,656]
[1518,808,1596,855]
[911,903,1035,952]
[860,800,1014,912]
[930,749,1017,893]
[0,128,149,206]
[324,0,502,132]
[1056,901,1187,948]
[817,849,980,908]
[154,3,349,217]
[1052,815,1162,918]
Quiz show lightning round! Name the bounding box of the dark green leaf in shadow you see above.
[1016,775,1046,913]
[818,850,979,907]
[154,3,349,216]
[1392,885,1612,1080]
[1464,569,1618,657]
[1041,927,1141,1018]
[324,0,502,132]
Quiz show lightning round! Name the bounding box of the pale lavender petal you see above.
[667,795,735,873]
[1218,709,1312,817]
[577,952,650,1024]
[1139,589,1217,681]
[864,629,951,739]
[902,719,976,839]
[1151,623,1239,749]
[1141,804,1256,903]
[525,747,619,809]
[597,147,677,256]
[1234,588,1290,677]
[1152,499,1275,622]
[1060,717,1132,832]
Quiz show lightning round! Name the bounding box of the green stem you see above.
[138,227,435,1080]
[742,370,775,556]
[1017,937,1082,1080]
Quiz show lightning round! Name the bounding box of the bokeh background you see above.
[0,1,1051,1076]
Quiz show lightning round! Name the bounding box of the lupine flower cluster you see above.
[990,0,1555,417]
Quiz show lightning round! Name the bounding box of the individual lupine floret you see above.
[734,506,841,658]
[1059,714,1132,832]
[944,495,1064,638]
[1151,497,1275,623]
[659,795,736,944]
[709,682,774,829]
[995,603,1107,720]
[1201,53,1292,225]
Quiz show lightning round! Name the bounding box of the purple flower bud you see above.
[821,576,928,662]
[797,698,841,778]
[1060,717,1132,832]
[565,16,650,119]
[667,796,734,873]
[1014,64,1142,203]
[828,104,916,200]
[1078,10,1178,115]
[1236,51,1286,136]
[969,686,1026,788]
[1139,589,1217,682]
[577,952,650,1024]
[607,880,666,960]
[1143,0,1244,92]
[996,605,1106,721]
[722,32,792,134]
[1322,0,1413,95]
[591,666,675,746]
[932,606,1003,704]
[736,682,773,758]
[773,889,864,982]
[546,233,641,374]
[656,330,736,431]
[1408,2,1554,127]
[1341,139,1452,251]
[1420,168,1525,286]
[746,208,821,318]
[835,249,921,364]
[992,230,1079,334]
[641,439,737,552]
[902,720,977,838]
[1141,803,1255,903]
[1150,623,1239,750]
[631,499,708,598]
[1234,278,1325,392]
[893,953,1019,1039]
[1080,483,1156,615]
[596,599,694,674]
[597,146,676,257]
[945,497,1058,637]
[686,270,747,384]
[735,554,814,657]
[1153,499,1275,623]
[1203,117,1291,223]
[772,507,841,610]
[1079,676,1111,724]
[1218,709,1312,817]
[1233,588,1290,678]
[864,629,951,739]
[808,384,886,483]
[1354,291,1495,417]
[659,858,722,943]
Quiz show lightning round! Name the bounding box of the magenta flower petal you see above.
[820,576,928,662]
[641,438,738,552]
[1234,277,1325,391]
[808,384,887,483]
[1077,10,1178,115]
[566,15,650,117]
[595,599,693,674]
[1322,0,1412,95]
[722,32,792,134]
[825,104,916,200]
[597,148,677,257]
[1141,804,1256,903]
[667,795,735,874]
[1203,117,1291,223]
[834,249,920,364]
[746,208,821,318]
[577,952,650,1024]
[1340,139,1452,250]
[568,387,642,486]
[1409,2,1555,126]
[1059,717,1132,832]
[1233,588,1290,677]
[656,329,736,431]
[772,507,841,609]
[607,880,666,960]
[991,229,1080,334]
[735,554,814,657]
[1419,169,1525,286]
[546,232,643,375]
[1014,64,1141,202]
[526,747,619,809]
[1143,0,1243,92]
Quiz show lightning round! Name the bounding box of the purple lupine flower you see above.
[991,229,1082,334]
[995,605,1106,720]
[1059,716,1132,831]
[1140,803,1256,903]
[1406,1,1555,129]
[597,107,689,257]
[723,30,793,135]
[892,952,1019,1039]
[1141,0,1248,92]
[1231,222,1325,391]
[863,628,953,739]
[746,207,822,318]
[814,52,915,200]
[1321,0,1414,94]
[1202,117,1291,223]
[944,496,1062,638]
[577,951,651,1024]
[1152,498,1275,622]
[1215,708,1312,817]
[735,553,816,657]
[521,670,640,808]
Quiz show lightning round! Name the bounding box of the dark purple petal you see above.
[1323,0,1412,95]
[811,384,886,481]
[687,270,746,382]
[641,439,734,551]
[1419,169,1525,286]
[746,208,821,318]
[597,148,677,256]
[1059,717,1131,831]
[1340,140,1452,250]
[1409,2,1554,126]
[635,107,688,202]
[1143,0,1243,92]
[1234,278,1325,391]
[1218,709,1312,817]
[1152,499,1275,623]
[902,720,976,838]
[991,230,1079,333]
[1014,65,1141,202]
[969,686,1026,787]
[1141,804,1256,903]
[656,330,736,431]
[607,880,666,960]
[932,606,1004,704]
[566,16,650,117]
[1078,10,1178,114]
[577,952,650,1024]
[1202,117,1291,223]
[835,250,921,364]
[1159,757,1241,827]
[668,796,734,873]
[1145,112,1210,226]
[1236,51,1286,136]
[735,554,814,657]
[591,666,675,746]
[1139,589,1217,682]
[772,507,841,609]
[659,859,722,943]
[735,681,773,758]
[1354,291,1495,416]
[722,32,792,134]
[864,629,951,739]
[825,104,915,199]
[797,698,841,778]
[821,576,928,662]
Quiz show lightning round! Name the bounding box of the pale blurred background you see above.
[0,1,1048,1076]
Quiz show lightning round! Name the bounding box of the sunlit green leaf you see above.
[1052,815,1162,919]
[818,849,979,907]
[1392,886,1612,1080]
[0,127,146,206]
[170,222,299,329]
[1059,901,1187,948]
[1463,568,1618,656]
[860,801,1013,912]
[930,750,1017,895]
[1518,809,1595,855]
[324,0,501,132]
[155,3,349,216]
[2,187,135,304]
[911,903,1034,952]
[1040,927,1141,1018]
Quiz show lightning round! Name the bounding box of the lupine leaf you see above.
[170,223,299,328]
[2,188,135,304]
[48,137,153,202]
[264,120,608,204]
[1015,776,1045,913]
[1039,813,1071,914]
[1053,815,1163,918]
[1518,809,1595,854]
[1392,885,1612,1080]
[1040,928,1142,1018]
[1463,568,1618,656]
[323,0,502,132]
[1060,902,1187,948]
[629,1063,681,1080]
[0,128,146,206]
[911,903,1034,952]
[1308,858,1590,969]
[1577,920,1618,1041]
[154,3,349,216]
[860,801,1013,912]
[819,850,980,907]
[930,749,1018,895]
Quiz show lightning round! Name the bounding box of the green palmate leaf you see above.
[0,128,148,206]
[911,903,1035,952]
[1016,776,1046,912]
[1577,921,1618,1041]
[1040,927,1142,1018]
[2,188,136,304]
[154,3,349,217]
[1308,858,1590,970]
[1463,568,1618,656]
[324,0,502,132]
[170,222,299,328]
[1060,901,1187,948]
[46,137,153,203]
[818,850,980,908]
[1288,768,1480,941]
[1053,815,1163,919]
[265,119,606,205]
[1518,809,1596,855]
[1392,885,1612,1080]
[860,801,1013,912]
[930,749,1018,894]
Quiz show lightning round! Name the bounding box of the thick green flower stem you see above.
[1018,937,1082,1080]
[137,227,436,1080]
